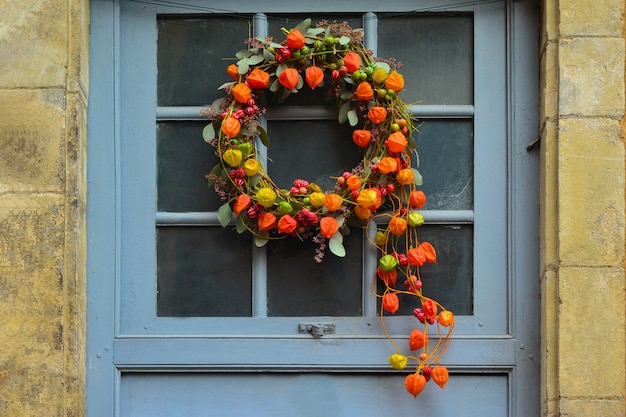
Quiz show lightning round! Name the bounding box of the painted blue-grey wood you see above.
[87,0,539,415]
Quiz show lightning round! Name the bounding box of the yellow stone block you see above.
[540,41,558,122]
[560,0,624,37]
[559,38,625,117]
[0,0,68,88]
[559,399,626,416]
[0,89,66,193]
[558,266,625,398]
[557,118,625,266]
[540,120,558,270]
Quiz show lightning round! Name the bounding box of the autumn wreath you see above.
[202,18,453,398]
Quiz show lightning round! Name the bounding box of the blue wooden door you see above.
[87,0,540,415]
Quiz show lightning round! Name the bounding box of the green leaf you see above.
[347,110,358,126]
[255,233,269,247]
[218,203,232,228]
[339,35,351,45]
[217,81,235,90]
[235,215,247,234]
[295,74,304,90]
[236,49,252,59]
[307,27,325,36]
[206,163,222,187]
[340,91,352,101]
[257,125,270,146]
[237,60,249,74]
[412,168,423,186]
[295,18,312,34]
[270,42,283,49]
[248,54,265,66]
[263,48,275,62]
[329,233,346,257]
[269,78,281,92]
[248,173,262,188]
[338,102,351,124]
[375,62,391,73]
[202,124,216,143]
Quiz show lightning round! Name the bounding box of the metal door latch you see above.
[299,322,336,338]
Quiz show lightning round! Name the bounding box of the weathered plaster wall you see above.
[0,1,89,416]
[540,0,626,415]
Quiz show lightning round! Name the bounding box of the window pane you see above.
[157,17,250,106]
[414,120,473,210]
[378,225,473,316]
[157,122,222,212]
[267,230,363,317]
[378,14,473,105]
[157,227,253,317]
[267,119,363,191]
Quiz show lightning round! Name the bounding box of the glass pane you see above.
[157,17,250,106]
[157,122,223,212]
[157,227,253,317]
[267,230,363,316]
[267,120,363,191]
[378,225,473,316]
[378,14,473,105]
[414,120,473,210]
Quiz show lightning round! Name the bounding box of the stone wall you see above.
[0,1,89,416]
[540,0,626,415]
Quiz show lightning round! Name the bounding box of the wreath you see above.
[202,18,453,398]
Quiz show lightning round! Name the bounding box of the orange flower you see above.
[232,83,251,103]
[388,217,407,236]
[221,117,241,138]
[407,246,426,266]
[367,106,387,124]
[247,68,270,88]
[367,187,382,209]
[382,292,399,314]
[387,131,408,153]
[324,193,343,211]
[352,129,371,148]
[431,367,449,389]
[354,205,371,219]
[422,299,438,321]
[396,168,414,185]
[385,71,405,92]
[320,216,340,238]
[377,157,397,174]
[257,212,276,231]
[343,51,361,72]
[409,329,428,350]
[438,311,454,327]
[277,214,297,234]
[226,64,239,81]
[357,189,378,209]
[355,81,374,101]
[233,194,251,215]
[405,373,427,398]
[409,190,427,209]
[278,67,299,90]
[346,175,362,190]
[420,241,437,263]
[286,29,306,49]
[377,267,397,287]
[305,66,324,89]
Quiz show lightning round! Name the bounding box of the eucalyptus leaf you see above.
[255,233,269,247]
[347,110,358,126]
[235,49,252,59]
[296,74,304,90]
[339,35,351,45]
[276,63,286,76]
[217,203,232,228]
[340,91,352,101]
[270,42,283,49]
[263,48,275,62]
[412,168,423,186]
[237,60,249,74]
[338,102,351,124]
[258,125,270,147]
[295,18,311,34]
[307,27,325,36]
[202,123,216,143]
[376,62,391,73]
[235,215,247,234]
[248,54,265,66]
[248,173,262,188]
[269,78,281,92]
[344,76,355,85]
[217,81,235,90]
[329,233,346,257]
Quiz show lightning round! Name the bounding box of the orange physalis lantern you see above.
[387,131,408,153]
[382,292,399,314]
[367,106,387,124]
[278,68,299,90]
[409,329,428,350]
[278,214,298,234]
[226,64,239,81]
[343,51,361,72]
[396,168,414,185]
[388,217,407,236]
[353,205,371,219]
[247,68,270,89]
[233,194,251,215]
[357,189,378,209]
[420,241,437,263]
[377,157,397,174]
[221,117,241,138]
[305,66,324,90]
[431,367,449,389]
[352,129,371,148]
[407,246,426,266]
[258,212,277,231]
[377,267,397,287]
[232,83,251,103]
[422,299,438,322]
[438,311,454,327]
[385,71,405,92]
[286,29,306,49]
[355,81,374,101]
[346,175,362,191]
[405,373,427,398]
[324,193,343,212]
[409,190,427,209]
[320,216,340,238]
